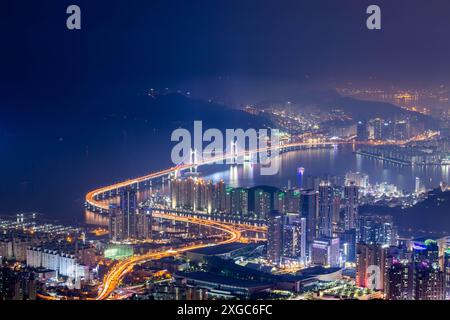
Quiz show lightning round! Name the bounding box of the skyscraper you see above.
[227,187,249,217]
[340,229,357,263]
[300,189,318,243]
[283,215,307,263]
[213,180,227,213]
[373,118,383,140]
[109,204,124,242]
[318,181,333,238]
[385,259,414,300]
[121,187,138,239]
[255,189,271,219]
[267,211,283,265]
[444,250,450,300]
[412,240,444,300]
[394,120,409,141]
[358,214,398,246]
[356,243,385,290]
[109,187,149,241]
[284,189,301,214]
[344,182,359,231]
[357,121,369,141]
[0,266,36,301]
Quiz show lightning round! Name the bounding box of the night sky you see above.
[2,0,450,103]
[0,0,449,220]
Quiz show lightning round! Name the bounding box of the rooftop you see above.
[176,271,272,289]
[187,242,249,256]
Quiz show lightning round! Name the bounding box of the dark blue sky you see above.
[1,0,450,107]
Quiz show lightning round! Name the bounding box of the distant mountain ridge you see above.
[0,93,273,221]
[255,89,433,123]
[361,189,450,234]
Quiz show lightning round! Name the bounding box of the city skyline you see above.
[1,0,450,304]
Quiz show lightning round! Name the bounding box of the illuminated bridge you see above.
[83,134,436,300]
[85,140,359,215]
[85,134,436,215]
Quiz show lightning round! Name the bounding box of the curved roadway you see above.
[87,135,434,300]
[96,212,241,300]
[86,140,355,212]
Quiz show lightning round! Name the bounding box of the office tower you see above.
[109,204,124,242]
[109,187,147,241]
[227,187,248,217]
[195,179,213,213]
[135,209,151,240]
[444,250,450,300]
[121,187,138,239]
[255,189,271,219]
[318,181,333,238]
[170,178,181,209]
[385,259,414,300]
[274,190,286,214]
[412,240,444,300]
[414,264,445,300]
[0,267,36,301]
[283,215,307,263]
[357,121,369,141]
[213,180,227,213]
[344,182,359,231]
[300,189,318,243]
[394,120,409,141]
[358,214,398,246]
[340,229,357,263]
[267,211,283,265]
[331,187,341,226]
[170,177,214,212]
[284,189,301,214]
[311,237,340,267]
[373,118,383,140]
[356,243,385,290]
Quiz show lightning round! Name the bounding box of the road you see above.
[96,212,242,300]
[89,132,438,300]
[86,134,437,213]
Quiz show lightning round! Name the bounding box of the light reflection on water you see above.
[202,145,449,192]
[85,146,450,225]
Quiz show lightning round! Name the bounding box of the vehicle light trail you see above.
[86,136,434,212]
[88,132,437,300]
[96,212,241,300]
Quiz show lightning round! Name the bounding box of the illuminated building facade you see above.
[311,237,340,267]
[385,259,414,300]
[412,241,445,300]
[318,181,333,238]
[358,214,398,246]
[344,182,359,231]
[300,189,319,243]
[356,243,385,290]
[283,215,307,263]
[267,211,283,265]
